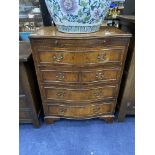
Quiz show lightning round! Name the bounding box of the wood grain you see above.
[117,15,135,121]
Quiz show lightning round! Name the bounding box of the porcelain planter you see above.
[45,0,112,33]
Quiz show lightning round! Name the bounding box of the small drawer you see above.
[40,69,79,83]
[19,110,32,120]
[37,47,125,67]
[81,67,121,83]
[19,95,28,109]
[32,38,128,49]
[47,102,115,118]
[43,85,118,102]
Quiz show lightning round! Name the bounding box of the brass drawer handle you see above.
[96,72,104,80]
[56,73,65,81]
[56,91,66,99]
[59,106,67,114]
[53,54,63,62]
[97,52,106,62]
[93,89,103,98]
[93,105,101,113]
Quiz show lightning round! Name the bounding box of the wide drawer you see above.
[43,85,118,102]
[39,67,121,84]
[47,101,115,118]
[37,47,125,66]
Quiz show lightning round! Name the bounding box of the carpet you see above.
[19,117,135,155]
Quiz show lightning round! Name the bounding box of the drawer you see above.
[43,85,118,102]
[47,102,115,118]
[81,68,120,83]
[19,110,32,120]
[19,95,28,109]
[40,69,79,83]
[37,47,125,66]
[39,67,121,84]
[32,38,128,49]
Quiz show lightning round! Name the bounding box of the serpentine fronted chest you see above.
[30,26,131,124]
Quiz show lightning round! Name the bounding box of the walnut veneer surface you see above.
[30,26,131,123]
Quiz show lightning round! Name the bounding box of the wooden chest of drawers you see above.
[30,27,131,123]
[19,42,41,127]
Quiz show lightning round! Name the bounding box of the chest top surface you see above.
[29,26,131,39]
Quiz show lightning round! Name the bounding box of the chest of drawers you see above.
[30,26,131,124]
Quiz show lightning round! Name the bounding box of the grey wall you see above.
[122,0,135,15]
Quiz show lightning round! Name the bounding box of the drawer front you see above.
[40,69,79,83]
[37,47,125,66]
[43,85,118,102]
[32,38,128,49]
[19,111,32,120]
[19,95,28,109]
[39,67,120,84]
[47,102,115,118]
[81,68,120,83]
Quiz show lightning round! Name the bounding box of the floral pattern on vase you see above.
[45,0,112,33]
[60,0,78,14]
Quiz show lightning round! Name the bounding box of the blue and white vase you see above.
[45,0,112,33]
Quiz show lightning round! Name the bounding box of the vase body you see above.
[45,0,112,33]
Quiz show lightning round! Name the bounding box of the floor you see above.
[19,117,135,155]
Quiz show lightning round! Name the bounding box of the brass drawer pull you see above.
[59,106,67,114]
[56,73,65,81]
[96,72,104,80]
[53,54,63,62]
[93,89,103,98]
[56,91,66,99]
[97,52,106,62]
[93,105,101,113]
